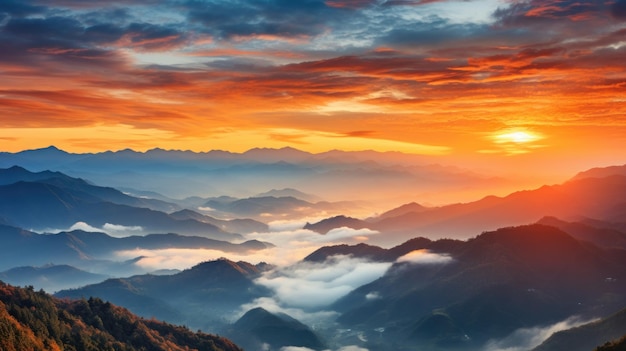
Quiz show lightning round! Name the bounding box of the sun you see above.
[494,130,542,144]
[484,128,546,155]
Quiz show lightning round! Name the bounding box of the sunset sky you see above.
[1,0,625,176]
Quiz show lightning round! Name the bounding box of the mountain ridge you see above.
[0,281,243,351]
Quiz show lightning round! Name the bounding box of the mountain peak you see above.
[233,307,325,350]
[26,145,67,154]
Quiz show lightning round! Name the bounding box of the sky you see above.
[1,0,625,174]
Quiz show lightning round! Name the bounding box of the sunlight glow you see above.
[494,130,542,144]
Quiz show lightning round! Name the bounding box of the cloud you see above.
[337,346,369,351]
[68,221,106,233]
[34,221,144,237]
[484,316,597,351]
[239,296,339,326]
[254,255,392,309]
[102,223,143,235]
[109,224,382,273]
[612,0,626,19]
[279,346,370,351]
[365,291,381,300]
[280,347,316,351]
[396,249,453,264]
[493,0,611,28]
[115,248,235,271]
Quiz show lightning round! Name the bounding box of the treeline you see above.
[595,335,626,351]
[0,281,242,351]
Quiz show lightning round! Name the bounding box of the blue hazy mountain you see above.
[56,259,272,331]
[0,264,108,293]
[229,307,325,351]
[0,146,503,205]
[0,165,180,212]
[169,208,269,233]
[0,224,270,276]
[0,167,241,240]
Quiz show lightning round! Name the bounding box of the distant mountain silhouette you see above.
[170,209,269,234]
[0,179,240,240]
[571,164,626,181]
[333,224,626,349]
[0,166,179,212]
[304,243,390,262]
[229,307,325,350]
[0,281,242,351]
[0,224,270,274]
[0,146,499,205]
[0,264,108,293]
[304,215,371,234]
[255,187,323,202]
[55,259,272,331]
[204,195,311,215]
[533,307,626,351]
[376,201,429,220]
[306,174,626,244]
[303,237,461,263]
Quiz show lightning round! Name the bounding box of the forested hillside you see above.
[0,281,241,351]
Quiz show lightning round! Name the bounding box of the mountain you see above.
[306,173,626,244]
[0,146,502,205]
[169,209,268,234]
[203,196,314,217]
[0,224,270,275]
[55,259,272,331]
[571,164,626,181]
[0,180,239,240]
[304,215,372,234]
[533,307,626,351]
[303,237,461,263]
[375,202,429,220]
[255,188,323,202]
[229,307,325,350]
[0,166,180,213]
[304,243,390,262]
[0,264,108,293]
[537,216,626,250]
[0,281,242,351]
[332,224,626,350]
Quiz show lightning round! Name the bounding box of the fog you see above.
[112,225,382,272]
[484,316,597,351]
[396,249,454,265]
[280,347,369,351]
[35,221,144,237]
[254,255,392,309]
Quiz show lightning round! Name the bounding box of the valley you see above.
[0,148,625,351]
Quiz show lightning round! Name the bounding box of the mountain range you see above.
[48,223,626,351]
[0,146,506,206]
[0,167,243,241]
[0,223,271,280]
[329,224,626,350]
[305,166,626,244]
[1,152,626,350]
